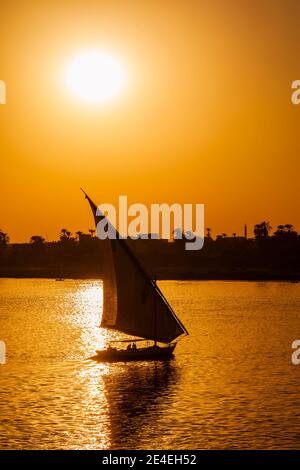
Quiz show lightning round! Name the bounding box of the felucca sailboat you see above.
[82,190,188,361]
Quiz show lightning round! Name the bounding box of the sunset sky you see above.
[1,0,299,242]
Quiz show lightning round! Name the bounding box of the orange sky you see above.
[1,0,299,242]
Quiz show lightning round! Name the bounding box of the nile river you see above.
[0,279,299,449]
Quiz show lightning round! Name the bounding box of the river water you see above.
[0,279,299,449]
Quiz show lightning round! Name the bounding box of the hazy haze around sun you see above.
[65,50,126,103]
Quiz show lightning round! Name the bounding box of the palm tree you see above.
[75,231,83,240]
[254,221,271,240]
[30,235,45,245]
[277,224,285,233]
[59,228,72,239]
[0,229,9,245]
[284,224,294,233]
[206,228,211,238]
[59,228,68,239]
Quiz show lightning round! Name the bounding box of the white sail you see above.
[82,190,188,343]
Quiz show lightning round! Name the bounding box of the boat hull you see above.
[91,344,176,362]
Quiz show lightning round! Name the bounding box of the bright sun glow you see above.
[65,50,126,103]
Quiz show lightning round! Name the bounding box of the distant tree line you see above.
[0,222,299,279]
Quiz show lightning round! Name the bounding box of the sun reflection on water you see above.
[71,281,109,354]
[75,363,112,449]
[71,281,135,356]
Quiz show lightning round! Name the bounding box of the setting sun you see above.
[64,50,126,103]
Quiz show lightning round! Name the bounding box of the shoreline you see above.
[0,270,299,282]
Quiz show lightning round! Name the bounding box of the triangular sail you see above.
[82,190,188,343]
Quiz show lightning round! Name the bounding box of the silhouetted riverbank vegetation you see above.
[0,222,299,280]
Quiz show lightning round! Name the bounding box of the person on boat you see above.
[127,343,132,351]
[132,343,137,350]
